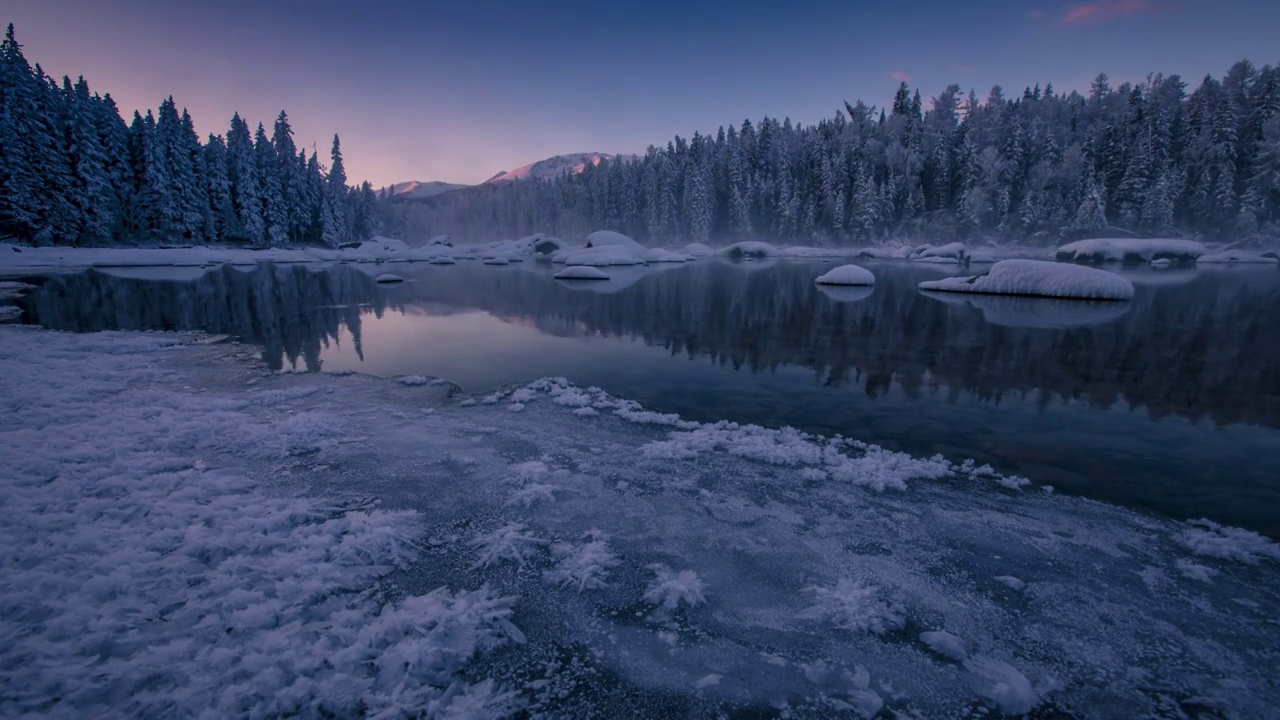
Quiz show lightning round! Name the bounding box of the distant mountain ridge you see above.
[389,181,469,199]
[482,152,635,184]
[389,153,636,200]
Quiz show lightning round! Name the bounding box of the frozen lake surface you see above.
[11,258,1280,537]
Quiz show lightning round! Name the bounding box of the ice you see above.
[543,530,620,592]
[919,630,968,662]
[4,326,1279,717]
[1056,237,1207,264]
[375,273,406,283]
[993,575,1027,590]
[919,259,1135,300]
[643,565,708,612]
[1178,519,1280,564]
[814,264,875,286]
[1196,250,1279,264]
[800,578,906,634]
[554,265,610,280]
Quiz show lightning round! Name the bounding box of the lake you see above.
[11,258,1280,536]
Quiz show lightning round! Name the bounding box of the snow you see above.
[374,273,405,283]
[911,241,966,261]
[4,327,1279,717]
[814,264,875,286]
[583,230,645,253]
[919,630,968,662]
[554,265,611,280]
[428,234,454,246]
[918,259,1135,300]
[553,246,645,266]
[1056,237,1207,264]
[722,240,779,259]
[993,575,1028,591]
[639,247,693,263]
[1196,250,1279,264]
[681,242,716,257]
[967,249,997,263]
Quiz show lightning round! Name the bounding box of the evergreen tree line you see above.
[0,25,379,247]
[386,60,1280,246]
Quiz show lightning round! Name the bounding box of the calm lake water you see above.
[11,258,1280,536]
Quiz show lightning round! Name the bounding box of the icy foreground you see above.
[919,259,1135,300]
[2,329,1278,718]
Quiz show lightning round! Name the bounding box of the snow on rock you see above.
[639,247,693,263]
[544,530,620,592]
[643,565,708,612]
[555,265,611,281]
[918,259,1135,300]
[483,257,511,265]
[919,630,968,662]
[1175,558,1221,583]
[583,230,645,253]
[858,246,914,260]
[427,234,453,247]
[397,375,433,386]
[814,264,875,286]
[374,273,405,283]
[723,241,779,259]
[1178,519,1280,564]
[967,249,997,263]
[1196,250,1279,264]
[911,242,967,261]
[1056,237,1207,264]
[800,578,906,634]
[554,246,645,267]
[682,242,717,257]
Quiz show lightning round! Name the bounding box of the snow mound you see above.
[723,241,779,259]
[427,234,453,247]
[682,242,717,257]
[815,264,875,286]
[918,259,1134,300]
[858,246,914,260]
[374,273,405,283]
[554,246,645,266]
[967,249,997,263]
[1178,519,1280,564]
[583,230,645,253]
[911,242,966,261]
[639,248,693,263]
[1057,237,1206,264]
[555,265,611,281]
[1196,250,1279,264]
[919,630,968,662]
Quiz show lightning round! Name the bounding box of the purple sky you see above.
[8,0,1278,187]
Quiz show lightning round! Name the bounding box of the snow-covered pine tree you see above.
[255,123,289,246]
[226,113,265,246]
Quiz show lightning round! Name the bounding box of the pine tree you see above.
[226,113,265,245]
[255,123,288,246]
[203,134,236,242]
[63,76,115,243]
[321,134,348,247]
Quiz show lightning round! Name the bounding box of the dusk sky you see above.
[8,0,1279,187]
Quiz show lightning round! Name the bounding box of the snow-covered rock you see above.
[374,273,405,283]
[555,246,645,267]
[682,242,716,257]
[554,266,611,281]
[1056,237,1206,264]
[858,246,914,260]
[723,241,779,259]
[918,259,1135,300]
[427,256,456,265]
[911,242,966,261]
[583,230,645,253]
[911,255,961,264]
[427,234,453,247]
[814,264,875,286]
[482,257,511,265]
[1196,250,1279,264]
[966,249,997,264]
[640,248,693,263]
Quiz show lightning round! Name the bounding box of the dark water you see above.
[11,259,1280,536]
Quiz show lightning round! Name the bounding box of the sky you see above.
[8,0,1279,187]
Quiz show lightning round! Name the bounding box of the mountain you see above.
[389,181,469,199]
[483,152,636,184]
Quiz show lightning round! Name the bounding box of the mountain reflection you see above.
[19,260,1280,428]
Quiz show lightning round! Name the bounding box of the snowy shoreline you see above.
[2,325,1278,717]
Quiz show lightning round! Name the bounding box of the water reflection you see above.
[19,260,1280,429]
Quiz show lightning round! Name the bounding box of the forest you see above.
[0,25,377,247]
[385,62,1280,247]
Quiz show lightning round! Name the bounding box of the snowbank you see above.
[427,234,453,246]
[583,230,645,253]
[1196,250,1279,264]
[554,266,611,281]
[815,264,875,286]
[919,259,1135,300]
[1056,237,1206,264]
[911,242,966,262]
[554,246,645,266]
[682,242,717,257]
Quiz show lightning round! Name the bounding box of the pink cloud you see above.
[888,70,912,82]
[1060,0,1174,26]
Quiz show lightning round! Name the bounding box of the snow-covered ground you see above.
[2,325,1277,718]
